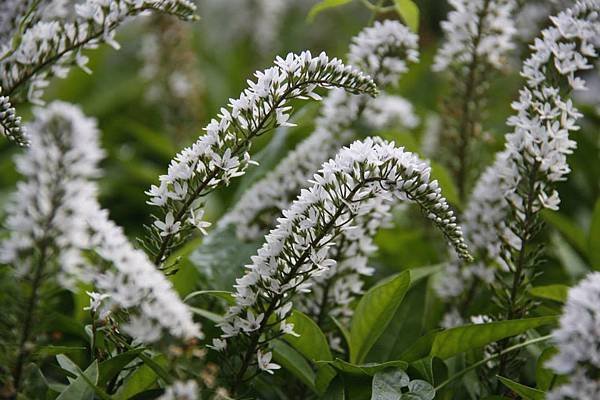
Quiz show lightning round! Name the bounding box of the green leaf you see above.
[429,316,557,360]
[98,349,142,385]
[114,354,167,400]
[497,376,545,400]
[318,359,408,376]
[407,379,435,400]
[183,290,235,304]
[56,360,99,400]
[589,199,600,269]
[271,340,316,391]
[536,347,563,391]
[307,0,353,22]
[316,365,338,396]
[37,346,86,357]
[323,375,345,400]
[529,285,568,303]
[285,310,333,362]
[542,210,587,254]
[371,368,409,399]
[350,271,411,363]
[394,0,420,32]
[190,306,224,323]
[430,162,460,209]
[56,354,79,381]
[331,315,351,353]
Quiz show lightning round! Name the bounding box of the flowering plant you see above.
[0,1,599,399]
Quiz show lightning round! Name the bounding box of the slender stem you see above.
[13,242,49,391]
[495,164,539,384]
[455,0,490,202]
[434,334,552,392]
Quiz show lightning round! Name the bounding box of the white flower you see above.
[188,209,212,235]
[0,87,28,147]
[433,0,517,71]
[154,212,182,237]
[547,271,600,400]
[216,138,471,376]
[208,338,227,352]
[441,1,600,302]
[158,380,199,400]
[146,50,377,264]
[83,291,110,314]
[257,350,281,374]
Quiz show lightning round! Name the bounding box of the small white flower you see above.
[188,209,212,235]
[154,212,181,236]
[257,350,281,374]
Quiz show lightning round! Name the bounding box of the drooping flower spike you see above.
[217,137,471,381]
[212,20,419,331]
[145,50,378,266]
[0,0,197,105]
[220,20,420,242]
[0,86,28,146]
[0,101,200,344]
[546,271,600,400]
[438,0,600,319]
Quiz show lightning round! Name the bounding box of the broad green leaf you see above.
[323,375,345,400]
[394,0,420,32]
[409,265,443,286]
[285,310,333,362]
[497,376,544,400]
[399,330,442,363]
[271,340,316,391]
[350,271,411,363]
[98,349,142,385]
[114,354,167,400]
[407,379,435,400]
[529,285,568,303]
[307,0,352,22]
[318,359,408,376]
[331,315,351,353]
[589,199,600,269]
[371,278,428,361]
[430,316,557,360]
[542,210,587,254]
[371,368,409,400]
[56,360,99,400]
[316,365,338,396]
[56,354,79,381]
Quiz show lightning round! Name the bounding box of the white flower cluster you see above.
[0,86,28,146]
[433,0,517,72]
[158,380,199,400]
[0,101,200,343]
[440,1,600,303]
[220,21,420,242]
[87,205,202,343]
[0,0,197,106]
[145,50,377,265]
[0,101,104,287]
[0,0,34,45]
[546,272,600,400]
[216,138,471,376]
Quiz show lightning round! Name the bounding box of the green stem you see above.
[434,334,552,392]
